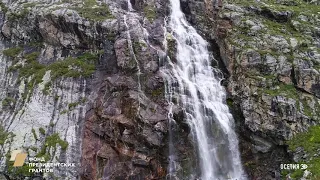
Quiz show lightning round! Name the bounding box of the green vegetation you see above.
[36,133,69,161]
[30,146,38,152]
[60,110,68,114]
[18,52,97,82]
[133,41,147,53]
[44,133,68,151]
[7,8,30,21]
[54,96,60,101]
[43,82,52,95]
[301,98,313,117]
[287,168,304,179]
[3,47,22,58]
[74,0,113,21]
[226,98,234,107]
[143,4,156,22]
[47,52,98,79]
[39,127,46,135]
[29,41,45,48]
[31,128,38,140]
[288,126,320,158]
[83,0,98,7]
[166,33,177,59]
[49,122,55,127]
[261,17,313,47]
[261,84,317,118]
[263,84,298,99]
[24,52,40,62]
[228,0,319,15]
[10,51,99,101]
[0,2,8,13]
[23,2,37,9]
[226,0,319,60]
[68,102,80,110]
[224,2,320,178]
[315,102,320,119]
[6,160,33,177]
[8,64,22,72]
[0,125,9,145]
[66,98,87,112]
[5,149,33,177]
[2,97,16,107]
[151,88,163,97]
[285,126,320,179]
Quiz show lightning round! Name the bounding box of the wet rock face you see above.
[77,0,202,176]
[0,0,173,179]
[81,76,169,179]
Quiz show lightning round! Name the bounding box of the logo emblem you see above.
[9,150,27,167]
[301,164,308,170]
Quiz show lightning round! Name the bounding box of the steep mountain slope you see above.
[0,0,169,179]
[0,0,319,179]
[183,0,320,178]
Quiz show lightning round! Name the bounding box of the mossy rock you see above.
[74,1,114,21]
[0,125,10,145]
[285,126,320,179]
[143,4,156,22]
[36,133,69,162]
[2,97,16,108]
[3,47,22,58]
[12,51,99,101]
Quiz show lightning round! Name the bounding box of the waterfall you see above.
[127,0,133,11]
[123,7,142,112]
[162,0,247,179]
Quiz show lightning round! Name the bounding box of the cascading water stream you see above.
[162,0,247,179]
[127,0,133,12]
[123,3,143,112]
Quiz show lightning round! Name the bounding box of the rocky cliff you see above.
[0,0,169,179]
[183,0,320,179]
[0,0,319,179]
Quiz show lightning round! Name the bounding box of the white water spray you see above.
[162,0,247,179]
[127,0,133,11]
